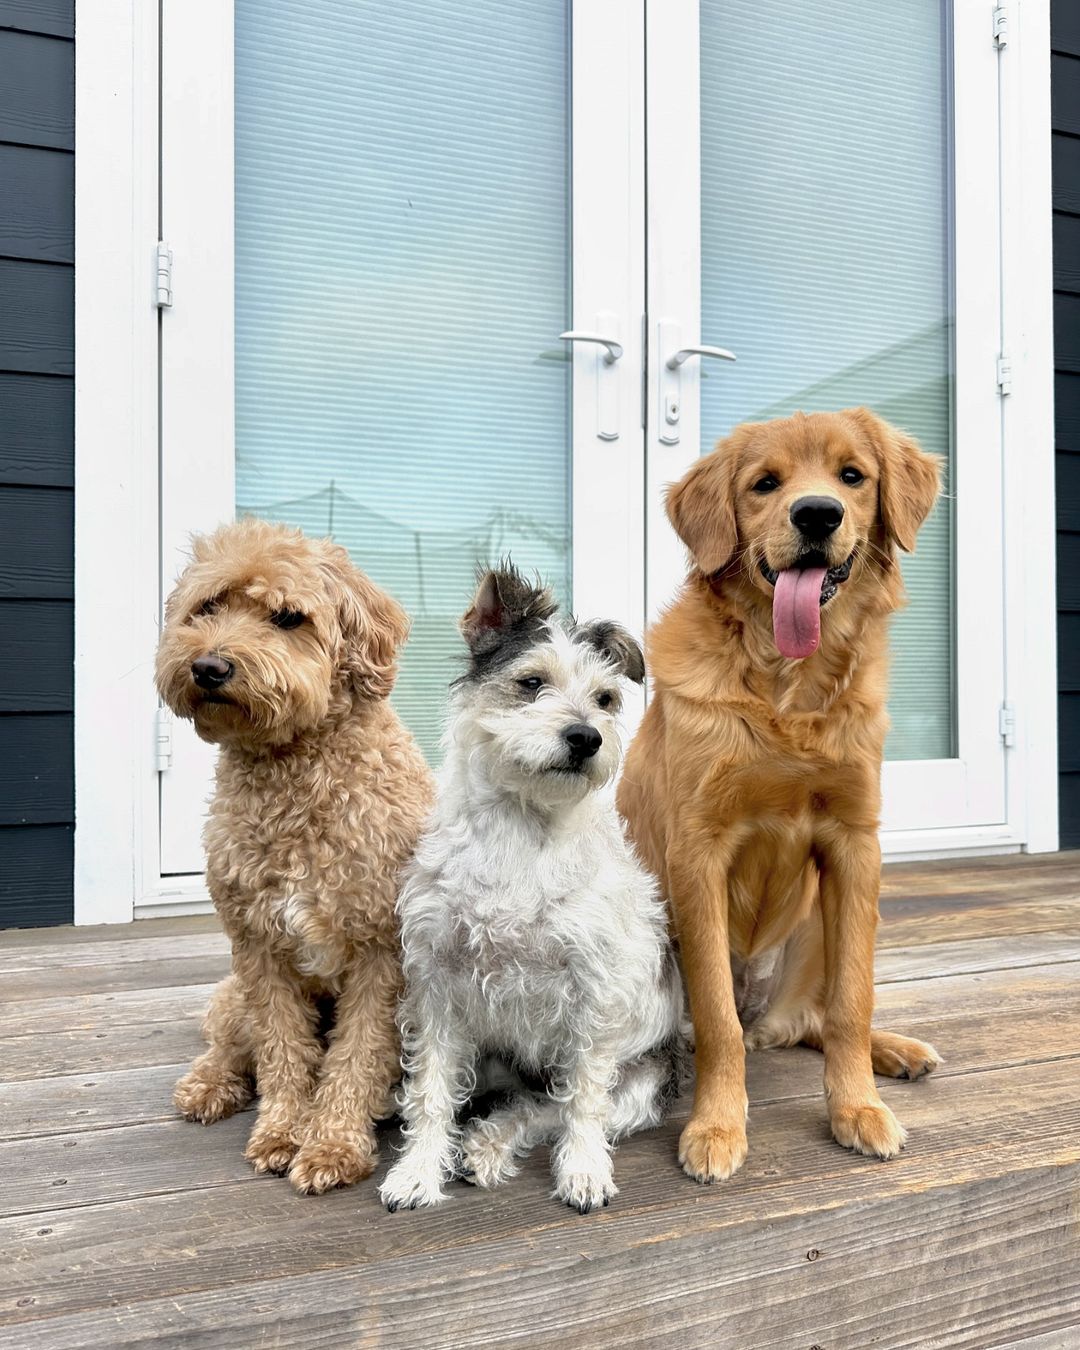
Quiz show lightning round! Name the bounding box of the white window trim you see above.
[73,0,1058,924]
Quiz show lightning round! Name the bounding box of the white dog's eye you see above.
[517,675,544,696]
[270,609,306,630]
[596,691,613,709]
[840,466,865,486]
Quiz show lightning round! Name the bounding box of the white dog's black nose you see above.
[191,655,234,690]
[790,495,844,540]
[563,723,602,761]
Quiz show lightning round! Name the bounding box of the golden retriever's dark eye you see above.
[752,474,780,494]
[518,675,544,696]
[597,691,614,710]
[270,609,306,630]
[840,467,865,486]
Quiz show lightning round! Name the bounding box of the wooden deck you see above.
[0,854,1078,1349]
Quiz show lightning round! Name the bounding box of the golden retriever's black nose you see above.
[790,495,844,540]
[563,723,602,760]
[191,655,234,690]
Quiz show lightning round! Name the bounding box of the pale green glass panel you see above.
[699,0,955,760]
[234,0,571,762]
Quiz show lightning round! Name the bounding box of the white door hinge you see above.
[155,241,174,308]
[996,353,1012,396]
[993,2,1008,49]
[155,706,174,772]
[999,702,1016,748]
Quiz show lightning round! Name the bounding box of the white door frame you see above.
[72,0,1057,923]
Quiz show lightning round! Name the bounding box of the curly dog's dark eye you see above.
[270,609,306,630]
[596,691,613,710]
[518,675,544,696]
[840,466,865,486]
[195,598,220,618]
[752,474,780,494]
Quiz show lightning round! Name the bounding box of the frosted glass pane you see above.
[699,0,954,761]
[234,0,571,762]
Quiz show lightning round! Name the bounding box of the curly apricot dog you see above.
[618,409,942,1184]
[156,519,433,1193]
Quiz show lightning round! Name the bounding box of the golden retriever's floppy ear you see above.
[846,407,941,554]
[322,543,410,700]
[665,429,747,575]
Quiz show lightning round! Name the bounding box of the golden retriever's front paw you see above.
[678,1119,748,1184]
[871,1032,941,1081]
[288,1135,377,1194]
[831,1102,907,1159]
[245,1124,302,1175]
[174,1068,252,1124]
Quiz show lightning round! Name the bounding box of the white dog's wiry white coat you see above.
[379,568,686,1214]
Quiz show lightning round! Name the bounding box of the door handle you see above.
[666,344,736,369]
[560,313,623,441]
[657,320,736,446]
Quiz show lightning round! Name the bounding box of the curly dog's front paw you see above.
[831,1102,907,1159]
[678,1118,748,1184]
[174,1068,252,1124]
[288,1134,377,1194]
[379,1158,449,1212]
[245,1123,302,1175]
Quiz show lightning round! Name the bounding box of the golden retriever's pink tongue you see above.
[772,567,826,660]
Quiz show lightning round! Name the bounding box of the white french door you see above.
[157,0,1008,888]
[158,0,644,877]
[645,0,1008,839]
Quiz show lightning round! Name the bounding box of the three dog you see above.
[160,406,940,1208]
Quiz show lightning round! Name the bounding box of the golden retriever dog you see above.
[617,409,942,1183]
[156,520,433,1193]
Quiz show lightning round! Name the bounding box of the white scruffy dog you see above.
[379,565,687,1215]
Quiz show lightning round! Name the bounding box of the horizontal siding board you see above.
[1060,773,1080,848]
[1057,450,1080,531]
[0,712,72,824]
[1053,4,1080,59]
[0,823,71,926]
[1052,134,1080,214]
[1060,614,1080,691]
[0,258,72,374]
[1054,211,1080,292]
[1059,693,1080,771]
[0,0,72,38]
[0,28,72,150]
[1059,531,1080,611]
[0,143,72,262]
[0,373,72,486]
[1056,371,1080,450]
[1053,291,1080,374]
[0,486,72,597]
[0,600,72,711]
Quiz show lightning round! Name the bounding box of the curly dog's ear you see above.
[844,407,941,554]
[574,620,645,685]
[666,426,755,575]
[323,545,410,700]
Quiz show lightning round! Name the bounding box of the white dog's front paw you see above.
[552,1149,617,1214]
[460,1119,520,1189]
[379,1159,449,1212]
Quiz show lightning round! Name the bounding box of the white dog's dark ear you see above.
[844,407,941,554]
[324,546,410,700]
[460,563,557,656]
[574,620,645,685]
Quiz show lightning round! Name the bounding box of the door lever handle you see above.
[559,331,624,364]
[666,344,736,369]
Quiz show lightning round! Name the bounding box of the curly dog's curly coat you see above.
[156,519,433,1193]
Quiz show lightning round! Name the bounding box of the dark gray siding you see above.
[0,0,73,926]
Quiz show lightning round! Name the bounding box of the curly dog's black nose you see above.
[191,655,234,690]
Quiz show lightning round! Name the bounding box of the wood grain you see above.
[0,373,73,488]
[0,29,72,151]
